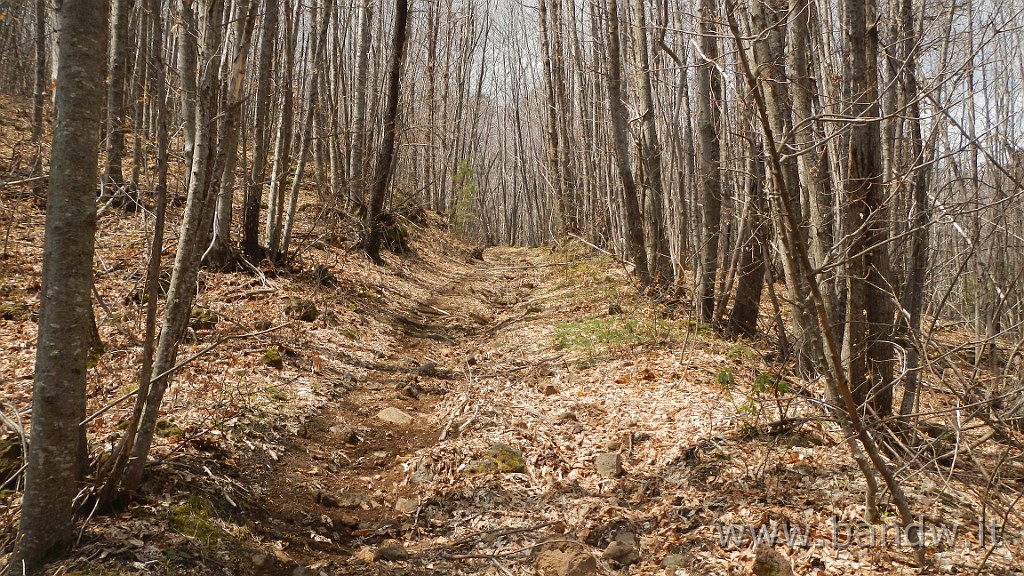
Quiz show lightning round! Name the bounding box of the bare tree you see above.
[696,0,723,320]
[362,0,410,263]
[11,0,107,570]
[631,0,671,284]
[601,0,649,285]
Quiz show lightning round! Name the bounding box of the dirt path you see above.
[244,247,551,575]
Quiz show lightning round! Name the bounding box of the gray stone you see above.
[338,427,360,445]
[410,467,434,484]
[662,554,688,569]
[376,407,413,425]
[594,452,624,477]
[394,497,418,514]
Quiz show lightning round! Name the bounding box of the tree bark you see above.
[601,0,650,285]
[281,0,333,258]
[207,0,256,269]
[241,0,277,259]
[12,0,107,569]
[102,0,131,191]
[842,0,894,416]
[264,1,296,257]
[696,0,722,319]
[727,148,767,338]
[348,0,372,208]
[121,0,225,492]
[631,0,672,284]
[362,0,410,263]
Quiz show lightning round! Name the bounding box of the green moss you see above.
[189,306,219,330]
[264,385,288,402]
[155,418,185,440]
[0,300,31,321]
[262,348,284,369]
[167,495,224,542]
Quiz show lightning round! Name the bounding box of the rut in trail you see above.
[244,246,556,575]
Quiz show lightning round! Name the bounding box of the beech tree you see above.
[11,0,108,570]
[362,0,410,263]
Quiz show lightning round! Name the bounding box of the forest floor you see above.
[2,94,1023,576]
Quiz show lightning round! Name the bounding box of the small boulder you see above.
[752,544,794,576]
[410,466,434,484]
[662,554,688,570]
[374,539,409,562]
[376,407,413,426]
[602,537,638,567]
[338,427,360,445]
[594,452,624,477]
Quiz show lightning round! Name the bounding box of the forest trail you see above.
[247,245,555,575]
[209,232,779,576]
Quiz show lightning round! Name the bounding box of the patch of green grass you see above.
[264,385,289,402]
[553,315,685,355]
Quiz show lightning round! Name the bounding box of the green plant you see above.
[716,369,736,389]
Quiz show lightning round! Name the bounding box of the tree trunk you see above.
[241,0,277,259]
[896,0,928,419]
[601,0,650,285]
[96,0,170,505]
[842,0,894,417]
[30,0,47,198]
[121,0,226,492]
[281,0,333,258]
[727,148,767,338]
[361,0,410,263]
[12,0,107,569]
[102,0,131,193]
[696,0,722,319]
[631,0,671,284]
[348,0,372,208]
[207,0,256,269]
[264,1,296,257]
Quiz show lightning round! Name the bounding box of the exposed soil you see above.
[238,245,548,575]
